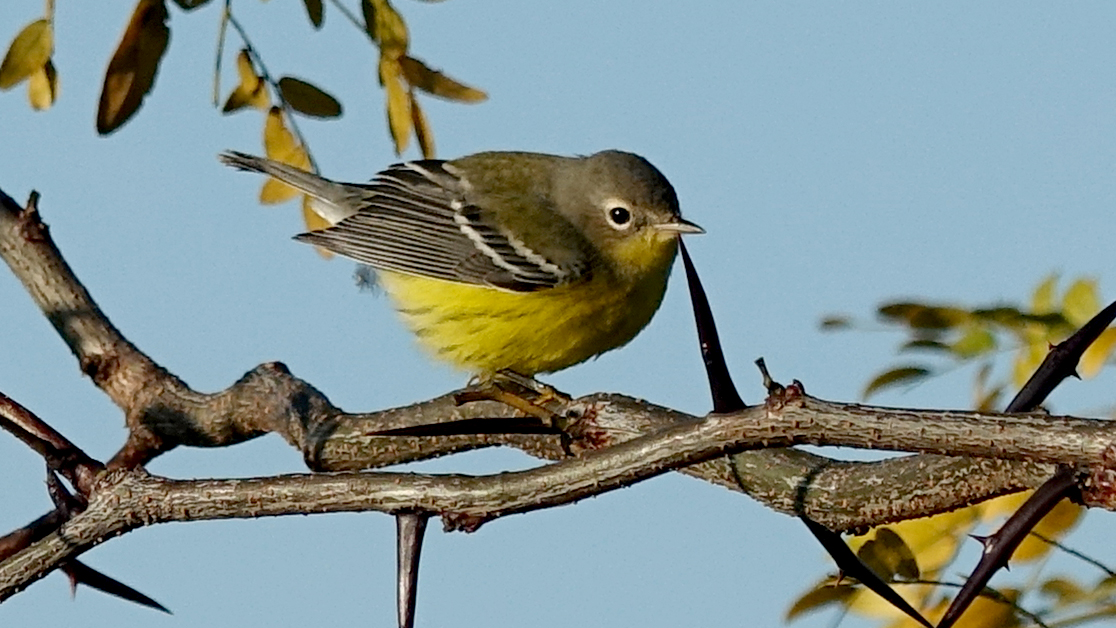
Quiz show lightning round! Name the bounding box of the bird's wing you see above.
[295,160,589,292]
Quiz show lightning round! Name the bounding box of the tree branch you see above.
[3,185,1114,605]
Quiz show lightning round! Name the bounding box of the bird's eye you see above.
[606,205,632,229]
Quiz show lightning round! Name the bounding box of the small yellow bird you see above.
[220,150,702,378]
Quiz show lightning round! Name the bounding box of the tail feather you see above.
[218,151,360,225]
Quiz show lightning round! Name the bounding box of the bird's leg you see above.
[454,370,571,429]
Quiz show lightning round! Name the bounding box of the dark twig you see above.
[0,392,102,497]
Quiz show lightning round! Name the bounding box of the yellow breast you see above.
[377,244,677,377]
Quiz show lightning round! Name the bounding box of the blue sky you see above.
[2,2,1116,627]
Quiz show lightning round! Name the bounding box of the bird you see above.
[219,149,702,379]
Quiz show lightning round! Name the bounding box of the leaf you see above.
[1063,277,1099,327]
[819,315,852,330]
[222,49,269,113]
[364,0,408,58]
[950,326,996,359]
[900,339,949,353]
[96,0,171,135]
[27,58,58,110]
[260,107,312,203]
[878,303,969,330]
[1039,577,1086,608]
[278,76,342,118]
[943,588,1019,628]
[1032,273,1059,314]
[301,0,324,28]
[170,0,212,8]
[302,196,335,258]
[786,581,856,622]
[379,57,411,154]
[978,491,1082,562]
[0,19,53,90]
[399,55,487,103]
[857,528,920,581]
[862,366,931,399]
[410,92,434,158]
[1080,327,1116,378]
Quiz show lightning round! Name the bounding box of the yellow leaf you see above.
[222,49,269,113]
[979,491,1082,562]
[27,58,58,110]
[785,580,856,622]
[0,19,53,90]
[278,76,342,118]
[849,509,980,577]
[301,196,334,258]
[379,57,411,154]
[96,0,171,135]
[1080,327,1116,378]
[944,588,1019,628]
[1011,342,1047,389]
[364,0,408,59]
[1063,277,1099,327]
[399,55,487,103]
[1032,274,1058,314]
[410,92,434,158]
[260,107,312,203]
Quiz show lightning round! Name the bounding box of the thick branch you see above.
[5,385,1114,599]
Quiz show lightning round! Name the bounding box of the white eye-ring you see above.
[603,199,633,230]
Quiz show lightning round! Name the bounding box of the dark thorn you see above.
[1005,300,1116,413]
[396,512,430,628]
[968,534,989,547]
[61,560,170,613]
[679,240,745,413]
[799,516,932,628]
[936,467,1079,628]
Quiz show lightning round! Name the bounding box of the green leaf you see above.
[278,76,341,118]
[301,0,324,28]
[899,338,949,353]
[972,306,1027,327]
[862,366,931,399]
[877,302,969,330]
[0,19,53,90]
[950,325,996,359]
[856,528,919,581]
